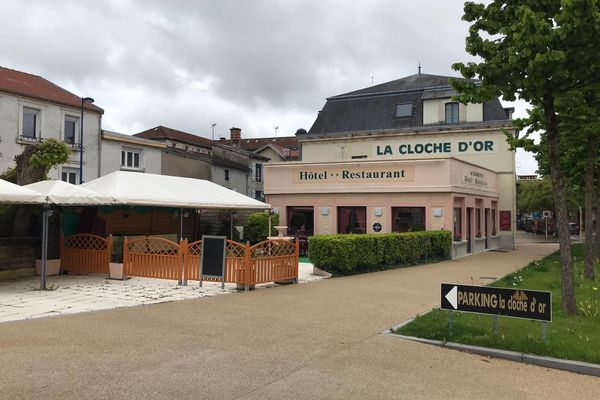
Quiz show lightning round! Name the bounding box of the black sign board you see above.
[372,223,382,232]
[201,236,227,283]
[441,283,552,322]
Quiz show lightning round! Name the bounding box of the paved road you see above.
[1,242,598,399]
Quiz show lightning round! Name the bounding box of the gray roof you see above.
[307,74,510,135]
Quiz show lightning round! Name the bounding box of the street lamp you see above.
[211,122,217,140]
[79,97,94,184]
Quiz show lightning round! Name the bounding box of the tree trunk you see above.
[594,164,600,263]
[544,93,576,314]
[584,133,597,279]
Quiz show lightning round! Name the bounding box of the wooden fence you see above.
[124,236,184,280]
[61,234,111,274]
[61,234,299,286]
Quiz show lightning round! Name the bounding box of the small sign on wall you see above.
[372,223,382,232]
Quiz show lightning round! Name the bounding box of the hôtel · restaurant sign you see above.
[294,165,414,184]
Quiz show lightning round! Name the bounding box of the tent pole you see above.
[179,208,183,242]
[40,204,49,290]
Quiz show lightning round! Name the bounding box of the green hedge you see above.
[308,230,452,274]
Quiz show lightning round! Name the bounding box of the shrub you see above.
[243,212,279,244]
[308,230,452,274]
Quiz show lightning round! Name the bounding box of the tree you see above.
[451,0,600,314]
[1,138,70,184]
[534,86,600,279]
[0,139,70,237]
[243,212,279,244]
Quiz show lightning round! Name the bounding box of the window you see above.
[64,116,78,145]
[475,208,481,236]
[337,207,366,234]
[61,169,78,185]
[395,103,413,118]
[392,207,425,232]
[22,107,40,139]
[254,190,263,200]
[453,207,462,241]
[121,149,141,169]
[224,169,230,181]
[445,102,459,124]
[255,163,262,182]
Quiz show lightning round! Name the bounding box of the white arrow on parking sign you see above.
[445,286,458,309]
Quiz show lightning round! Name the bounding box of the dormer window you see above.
[395,103,413,118]
[445,102,459,124]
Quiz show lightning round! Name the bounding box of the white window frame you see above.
[61,168,79,185]
[19,105,43,142]
[445,102,459,124]
[121,148,143,171]
[254,163,263,182]
[63,114,80,148]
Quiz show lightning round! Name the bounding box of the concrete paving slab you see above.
[1,242,598,399]
[0,263,324,323]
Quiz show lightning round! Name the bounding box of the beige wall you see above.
[422,99,482,125]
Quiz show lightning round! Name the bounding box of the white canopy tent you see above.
[0,179,46,204]
[23,180,118,290]
[24,180,118,205]
[82,171,271,209]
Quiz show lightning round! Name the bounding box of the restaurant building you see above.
[264,73,517,257]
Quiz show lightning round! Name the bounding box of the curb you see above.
[382,326,600,377]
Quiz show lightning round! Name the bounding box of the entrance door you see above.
[286,206,314,255]
[467,208,472,253]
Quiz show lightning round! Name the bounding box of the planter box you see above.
[474,237,486,253]
[35,259,61,276]
[109,262,124,280]
[452,241,468,259]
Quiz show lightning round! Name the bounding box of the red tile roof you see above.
[220,136,299,151]
[0,66,104,113]
[135,126,213,148]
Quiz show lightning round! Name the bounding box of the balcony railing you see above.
[17,135,42,144]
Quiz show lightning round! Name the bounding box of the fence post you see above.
[180,238,188,285]
[244,241,252,291]
[294,238,299,284]
[123,236,128,278]
[59,234,64,262]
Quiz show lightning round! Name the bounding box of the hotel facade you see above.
[264,74,517,257]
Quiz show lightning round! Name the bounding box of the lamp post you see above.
[79,96,94,184]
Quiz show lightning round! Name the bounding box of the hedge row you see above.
[308,230,452,274]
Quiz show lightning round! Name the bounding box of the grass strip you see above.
[395,244,600,364]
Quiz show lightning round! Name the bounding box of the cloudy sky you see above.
[0,0,537,173]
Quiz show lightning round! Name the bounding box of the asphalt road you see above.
[1,241,598,399]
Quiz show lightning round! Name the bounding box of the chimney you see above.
[230,127,241,147]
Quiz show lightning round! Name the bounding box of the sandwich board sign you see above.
[200,235,227,288]
[441,283,552,322]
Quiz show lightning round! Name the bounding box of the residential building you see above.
[218,135,300,162]
[264,73,517,256]
[135,125,213,180]
[0,66,103,183]
[134,126,267,199]
[99,130,164,176]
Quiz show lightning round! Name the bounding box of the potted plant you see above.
[453,232,462,242]
[35,259,61,276]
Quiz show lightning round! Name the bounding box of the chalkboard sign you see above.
[201,236,226,284]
